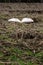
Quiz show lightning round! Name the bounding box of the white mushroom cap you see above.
[8,18,20,22]
[22,18,34,23]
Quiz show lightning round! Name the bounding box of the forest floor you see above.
[0,3,43,65]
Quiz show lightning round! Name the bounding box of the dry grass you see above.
[0,3,43,65]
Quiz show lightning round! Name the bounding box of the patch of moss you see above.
[35,51,43,63]
[0,63,4,65]
[0,51,3,57]
[27,61,38,65]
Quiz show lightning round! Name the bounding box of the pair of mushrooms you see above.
[8,18,34,23]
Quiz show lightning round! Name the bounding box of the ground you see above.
[0,3,43,65]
